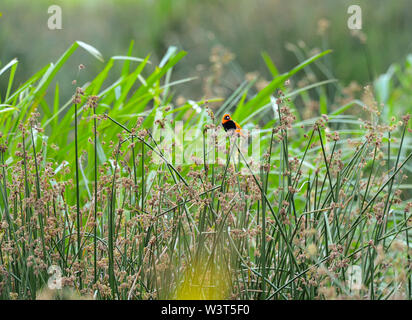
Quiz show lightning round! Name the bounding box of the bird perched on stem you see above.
[221,114,243,136]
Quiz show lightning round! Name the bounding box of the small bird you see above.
[221,114,242,135]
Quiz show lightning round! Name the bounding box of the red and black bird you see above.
[221,114,242,135]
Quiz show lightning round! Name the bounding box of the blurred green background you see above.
[1,0,412,103]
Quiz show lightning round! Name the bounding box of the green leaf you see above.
[261,51,279,78]
[77,40,104,62]
[0,58,18,78]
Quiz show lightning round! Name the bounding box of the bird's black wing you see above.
[222,120,237,132]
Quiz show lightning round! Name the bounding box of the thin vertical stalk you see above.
[30,124,47,263]
[131,136,138,207]
[93,105,98,284]
[260,129,274,299]
[108,139,122,299]
[74,103,82,289]
[141,140,145,212]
